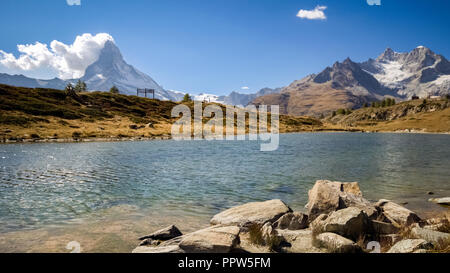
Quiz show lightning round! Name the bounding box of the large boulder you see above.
[376,199,421,226]
[306,180,377,221]
[411,227,450,245]
[321,207,369,240]
[178,225,240,253]
[387,239,433,253]
[273,212,308,230]
[133,225,240,253]
[314,232,362,253]
[210,200,292,226]
[138,225,182,241]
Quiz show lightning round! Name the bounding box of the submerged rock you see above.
[273,212,308,230]
[210,199,292,226]
[376,199,421,226]
[428,197,450,206]
[387,239,433,253]
[138,225,182,241]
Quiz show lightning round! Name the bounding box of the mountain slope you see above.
[325,97,450,133]
[0,84,324,142]
[252,47,450,116]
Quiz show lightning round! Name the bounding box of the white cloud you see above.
[0,33,114,79]
[296,5,327,20]
[241,86,249,90]
[67,0,81,6]
[367,0,381,5]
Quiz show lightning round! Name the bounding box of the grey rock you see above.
[276,229,325,253]
[376,199,421,226]
[178,225,240,253]
[315,232,361,253]
[273,212,308,230]
[132,245,184,253]
[261,222,274,243]
[306,180,377,221]
[322,207,369,240]
[387,239,433,253]
[428,197,450,206]
[210,199,292,226]
[411,227,450,245]
[138,225,182,241]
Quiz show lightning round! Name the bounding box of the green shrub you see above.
[72,132,82,138]
[110,86,119,94]
[182,93,192,102]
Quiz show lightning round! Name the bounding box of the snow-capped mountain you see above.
[192,93,223,103]
[80,41,184,101]
[252,46,450,116]
[190,87,282,106]
[0,41,185,101]
[360,46,450,98]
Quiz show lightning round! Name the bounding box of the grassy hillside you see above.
[0,84,324,142]
[325,98,450,133]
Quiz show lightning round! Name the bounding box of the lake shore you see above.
[1,129,450,145]
[132,180,450,254]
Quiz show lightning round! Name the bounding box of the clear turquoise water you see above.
[1,133,450,234]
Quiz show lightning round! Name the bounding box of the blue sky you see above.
[0,0,449,95]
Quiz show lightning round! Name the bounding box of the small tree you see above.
[336,109,346,115]
[65,83,74,93]
[182,93,192,102]
[363,102,369,108]
[74,80,87,92]
[331,111,336,117]
[110,86,119,94]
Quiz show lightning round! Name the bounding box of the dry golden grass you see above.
[0,84,329,142]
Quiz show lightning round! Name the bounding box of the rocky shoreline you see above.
[133,180,450,254]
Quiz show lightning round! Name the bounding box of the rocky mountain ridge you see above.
[252,46,450,116]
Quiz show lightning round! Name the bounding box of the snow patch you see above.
[371,61,413,88]
[433,75,450,85]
